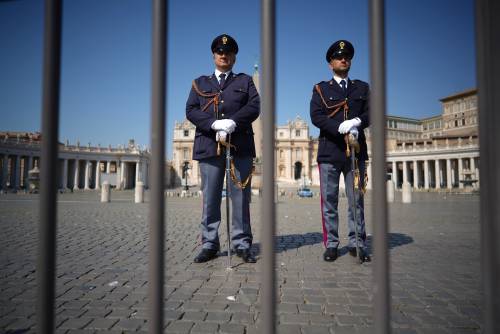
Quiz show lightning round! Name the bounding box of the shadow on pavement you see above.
[251,232,413,255]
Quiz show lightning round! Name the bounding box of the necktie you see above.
[219,73,226,89]
[340,79,347,94]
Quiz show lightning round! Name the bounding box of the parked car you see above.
[297,187,313,198]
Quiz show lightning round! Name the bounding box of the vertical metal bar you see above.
[369,0,390,333]
[261,0,276,333]
[149,0,167,332]
[37,0,62,333]
[476,0,500,333]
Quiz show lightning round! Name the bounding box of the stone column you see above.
[458,158,464,189]
[474,157,480,187]
[14,155,21,189]
[62,159,68,189]
[116,161,122,190]
[392,161,398,188]
[122,161,127,189]
[2,155,8,190]
[434,159,440,189]
[135,161,140,183]
[446,159,452,189]
[84,160,91,190]
[73,160,80,190]
[106,161,111,174]
[470,157,477,188]
[424,160,429,189]
[402,161,408,185]
[95,161,101,190]
[412,160,418,189]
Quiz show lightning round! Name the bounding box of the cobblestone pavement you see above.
[0,190,481,333]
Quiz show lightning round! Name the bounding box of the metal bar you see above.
[369,0,391,333]
[148,0,167,332]
[476,0,500,332]
[37,0,63,333]
[261,0,276,333]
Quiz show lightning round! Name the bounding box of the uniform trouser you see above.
[199,155,253,251]
[319,159,366,250]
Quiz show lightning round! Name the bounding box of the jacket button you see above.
[221,113,225,116]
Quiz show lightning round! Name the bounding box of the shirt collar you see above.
[214,69,232,81]
[333,74,349,86]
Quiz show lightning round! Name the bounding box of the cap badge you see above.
[340,41,345,49]
[222,36,228,44]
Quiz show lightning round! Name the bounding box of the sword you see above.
[225,135,232,270]
[348,132,362,264]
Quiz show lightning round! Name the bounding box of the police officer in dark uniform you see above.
[310,40,371,262]
[186,34,260,263]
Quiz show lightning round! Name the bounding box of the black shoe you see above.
[193,249,218,263]
[348,247,371,263]
[235,249,257,263]
[323,248,338,262]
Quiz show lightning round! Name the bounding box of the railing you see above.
[35,0,499,333]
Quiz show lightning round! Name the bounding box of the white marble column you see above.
[434,160,440,189]
[73,160,80,190]
[116,161,123,190]
[412,160,418,189]
[402,161,408,185]
[14,155,21,189]
[84,160,90,190]
[392,161,398,188]
[62,159,68,189]
[106,161,111,174]
[474,157,480,187]
[423,160,429,189]
[135,161,140,183]
[2,155,8,189]
[470,157,477,188]
[458,158,464,189]
[446,159,452,189]
[95,161,101,190]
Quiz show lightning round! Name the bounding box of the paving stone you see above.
[0,193,484,333]
[58,317,93,330]
[165,320,194,333]
[191,322,219,333]
[219,323,245,334]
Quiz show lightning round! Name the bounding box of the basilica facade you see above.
[172,67,479,191]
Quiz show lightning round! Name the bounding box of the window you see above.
[183,148,189,159]
[183,130,189,137]
[279,132,283,137]
[296,148,302,160]
[295,130,300,137]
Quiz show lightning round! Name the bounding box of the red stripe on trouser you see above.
[318,164,327,248]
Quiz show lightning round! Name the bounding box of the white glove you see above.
[338,117,361,134]
[216,130,227,142]
[211,120,225,131]
[349,127,359,140]
[221,119,236,134]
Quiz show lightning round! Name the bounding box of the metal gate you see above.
[36,0,500,333]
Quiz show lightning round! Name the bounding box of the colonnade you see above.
[0,154,148,191]
[389,155,479,190]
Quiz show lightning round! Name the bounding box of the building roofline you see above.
[439,88,477,102]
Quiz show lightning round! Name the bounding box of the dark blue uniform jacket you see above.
[186,72,260,160]
[310,79,370,165]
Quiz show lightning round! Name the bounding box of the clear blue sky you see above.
[0,0,475,159]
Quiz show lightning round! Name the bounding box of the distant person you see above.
[186,34,260,263]
[309,40,371,262]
